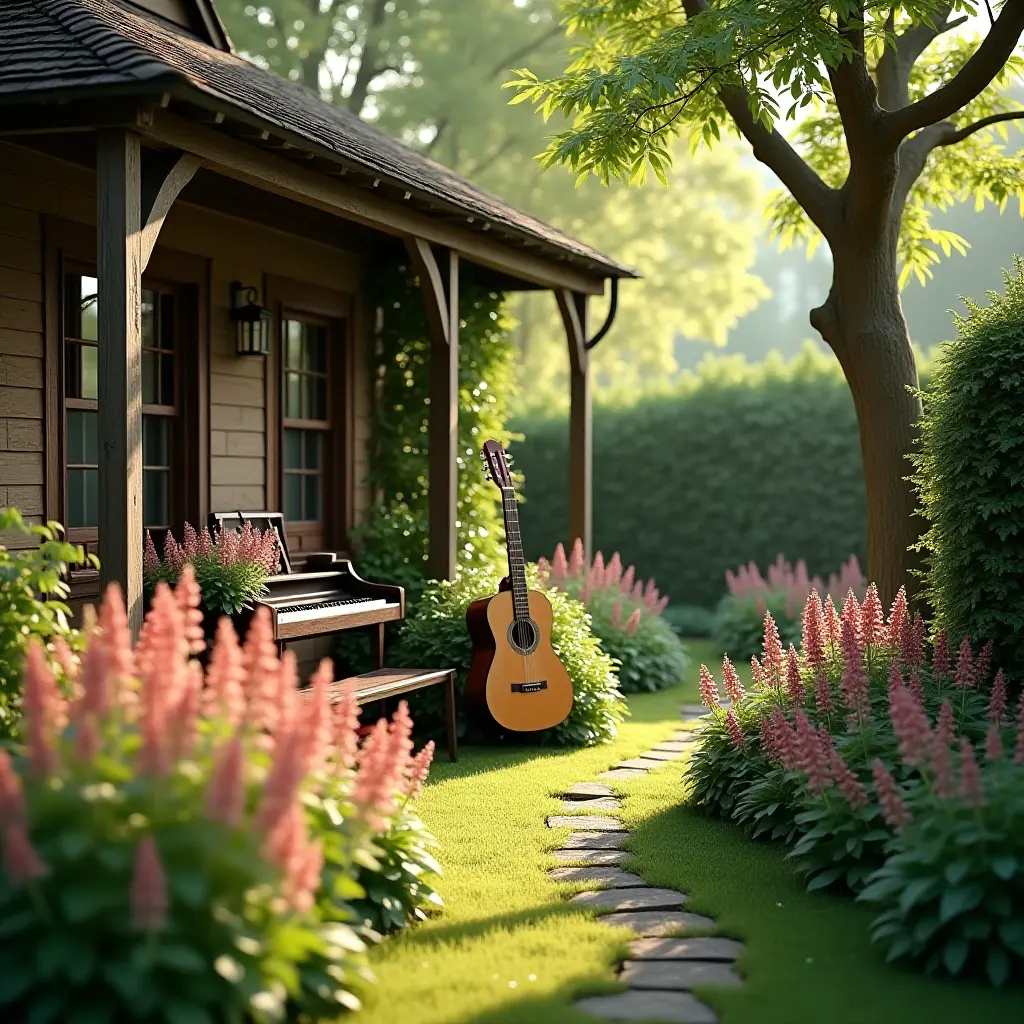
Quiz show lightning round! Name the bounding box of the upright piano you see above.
[208,511,404,666]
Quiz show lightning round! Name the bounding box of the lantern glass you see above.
[231,285,271,357]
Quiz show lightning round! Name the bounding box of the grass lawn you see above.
[359,639,1022,1024]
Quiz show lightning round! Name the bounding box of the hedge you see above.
[513,345,929,610]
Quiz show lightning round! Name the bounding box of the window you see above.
[63,273,180,545]
[282,317,329,535]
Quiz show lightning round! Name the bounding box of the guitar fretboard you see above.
[501,486,530,622]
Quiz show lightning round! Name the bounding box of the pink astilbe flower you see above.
[163,530,185,576]
[568,538,585,577]
[872,760,912,833]
[131,836,169,933]
[242,607,281,731]
[801,591,827,675]
[631,580,643,602]
[610,599,623,629]
[168,661,202,762]
[206,730,246,827]
[175,564,206,656]
[785,646,804,704]
[932,630,950,681]
[824,595,842,653]
[976,640,993,686]
[301,658,333,778]
[591,551,606,588]
[722,655,745,704]
[77,625,112,720]
[887,659,904,706]
[987,669,1008,726]
[331,687,361,775]
[886,588,908,649]
[406,741,435,800]
[143,530,160,577]
[954,636,974,689]
[352,705,414,830]
[860,583,884,648]
[794,710,831,794]
[908,673,924,704]
[930,702,955,799]
[22,642,63,778]
[985,724,1004,762]
[182,522,200,558]
[74,715,101,763]
[606,552,623,587]
[624,609,641,635]
[550,543,568,585]
[840,619,871,727]
[263,803,322,912]
[814,671,834,715]
[771,708,799,770]
[287,834,324,914]
[579,584,592,606]
[759,717,775,756]
[536,556,550,584]
[256,727,309,837]
[830,748,867,809]
[198,526,215,557]
[935,700,955,748]
[50,635,79,685]
[1014,694,1024,767]
[841,590,863,650]
[750,656,764,688]
[889,678,932,768]
[3,824,48,885]
[203,617,246,726]
[958,739,985,808]
[654,595,669,614]
[97,583,134,702]
[762,611,784,689]
[698,665,720,710]
[910,613,926,667]
[725,710,746,750]
[620,564,635,595]
[0,751,25,829]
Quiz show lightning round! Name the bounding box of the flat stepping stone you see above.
[615,758,659,771]
[561,831,628,850]
[637,749,685,762]
[620,960,743,990]
[679,704,709,717]
[547,815,625,832]
[669,731,698,742]
[652,741,692,752]
[572,887,688,912]
[562,796,622,813]
[549,866,646,888]
[553,848,629,865]
[628,937,744,962]
[596,910,718,936]
[598,768,649,781]
[563,782,614,799]
[574,990,717,1023]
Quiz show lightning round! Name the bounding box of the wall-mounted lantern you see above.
[230,281,271,356]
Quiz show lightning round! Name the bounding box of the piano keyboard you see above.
[275,596,389,624]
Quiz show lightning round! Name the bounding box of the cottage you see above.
[0,0,634,636]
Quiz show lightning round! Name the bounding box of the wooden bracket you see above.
[404,237,457,346]
[140,150,200,271]
[556,288,588,375]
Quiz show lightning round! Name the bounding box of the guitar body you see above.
[465,587,574,734]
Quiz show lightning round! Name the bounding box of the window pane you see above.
[160,353,175,407]
[285,321,302,369]
[284,429,302,470]
[65,275,99,342]
[143,416,170,467]
[67,410,98,466]
[305,326,327,373]
[159,293,176,350]
[142,350,158,405]
[310,376,326,420]
[143,469,169,527]
[284,473,303,521]
[304,431,321,470]
[141,291,156,348]
[65,343,98,400]
[285,371,302,419]
[304,474,321,522]
[68,468,98,528]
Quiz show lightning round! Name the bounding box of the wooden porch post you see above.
[97,129,145,634]
[405,239,459,581]
[556,290,592,560]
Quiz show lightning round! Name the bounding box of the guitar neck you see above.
[501,486,530,621]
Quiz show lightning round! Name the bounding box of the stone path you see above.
[545,717,746,1023]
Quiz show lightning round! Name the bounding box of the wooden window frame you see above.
[265,276,354,561]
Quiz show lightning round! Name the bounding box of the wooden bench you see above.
[303,667,458,762]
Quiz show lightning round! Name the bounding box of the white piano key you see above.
[275,598,389,625]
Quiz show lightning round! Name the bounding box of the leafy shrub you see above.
[389,563,626,746]
[686,583,1024,985]
[0,508,93,738]
[0,572,440,1020]
[144,522,279,617]
[914,258,1024,684]
[712,553,865,661]
[662,604,716,638]
[538,541,688,693]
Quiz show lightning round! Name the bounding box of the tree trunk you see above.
[810,224,926,610]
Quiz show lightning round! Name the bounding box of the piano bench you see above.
[306,667,458,762]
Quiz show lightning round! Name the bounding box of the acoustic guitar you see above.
[465,440,574,733]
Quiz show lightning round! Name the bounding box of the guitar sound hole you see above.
[507,618,539,655]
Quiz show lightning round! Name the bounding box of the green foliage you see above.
[914,258,1024,683]
[514,346,873,609]
[662,604,716,639]
[0,509,92,737]
[510,1,1024,287]
[713,592,803,664]
[389,564,627,747]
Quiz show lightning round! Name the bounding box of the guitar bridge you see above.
[511,681,548,694]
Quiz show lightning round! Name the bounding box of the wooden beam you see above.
[556,289,592,561]
[140,112,607,295]
[96,129,144,636]
[406,240,459,581]
[140,150,200,271]
[0,100,155,137]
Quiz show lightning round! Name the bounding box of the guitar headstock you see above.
[480,439,514,489]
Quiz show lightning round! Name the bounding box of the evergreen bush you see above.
[914,258,1024,682]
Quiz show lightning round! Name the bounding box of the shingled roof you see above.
[1,0,635,281]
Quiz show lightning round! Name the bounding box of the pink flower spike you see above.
[610,599,623,628]
[3,824,48,884]
[785,646,804,705]
[579,584,592,606]
[830,748,867,809]
[606,552,623,586]
[932,631,950,681]
[203,617,246,726]
[794,710,831,795]
[698,665,720,710]
[206,730,246,828]
[761,611,784,689]
[620,565,635,595]
[0,751,26,830]
[725,710,746,749]
[568,538,585,577]
[824,595,842,651]
[175,564,206,656]
[954,636,974,689]
[841,590,863,650]
[985,724,1004,762]
[814,670,833,715]
[889,678,931,768]
[958,739,985,807]
[860,583,884,647]
[988,669,1007,726]
[1014,693,1024,766]
[551,543,568,583]
[97,583,134,703]
[406,741,435,800]
[886,588,908,649]
[871,759,912,833]
[22,641,64,778]
[975,640,993,686]
[908,673,924,704]
[624,609,641,635]
[143,530,160,577]
[801,591,826,675]
[750,656,764,688]
[722,655,745,704]
[332,686,361,774]
[131,836,169,933]
[839,618,870,728]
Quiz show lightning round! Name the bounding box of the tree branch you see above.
[933,108,1024,146]
[884,0,1024,139]
[876,6,960,111]
[488,24,563,82]
[346,0,391,115]
[827,6,881,159]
